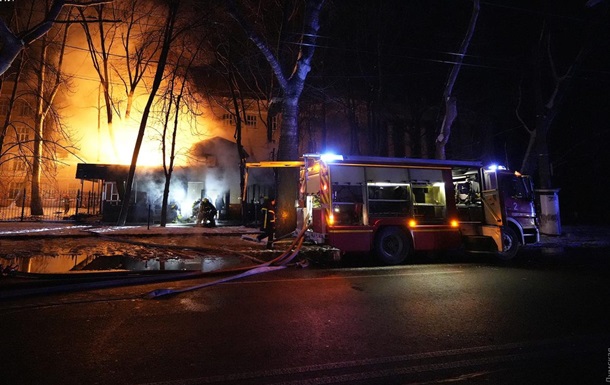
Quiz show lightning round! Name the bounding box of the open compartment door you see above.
[481,169,506,252]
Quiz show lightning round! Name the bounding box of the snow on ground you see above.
[0,221,258,238]
[0,220,608,249]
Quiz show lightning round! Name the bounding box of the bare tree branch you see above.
[0,0,112,76]
[226,0,289,91]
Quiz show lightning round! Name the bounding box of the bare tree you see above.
[0,1,75,216]
[30,10,73,216]
[116,0,180,226]
[157,35,204,227]
[205,33,271,221]
[0,51,26,163]
[0,63,32,207]
[78,3,121,159]
[0,0,111,76]
[1,3,81,214]
[434,0,480,160]
[214,51,251,221]
[227,0,326,235]
[517,1,608,188]
[115,0,163,120]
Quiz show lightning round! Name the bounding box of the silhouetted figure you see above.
[256,198,276,249]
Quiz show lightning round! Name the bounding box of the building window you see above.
[16,126,29,143]
[8,181,25,199]
[104,182,120,202]
[270,115,278,133]
[16,100,31,116]
[222,113,235,126]
[11,159,27,172]
[245,114,257,127]
[223,113,257,127]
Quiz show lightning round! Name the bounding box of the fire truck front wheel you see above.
[374,226,411,265]
[496,226,520,261]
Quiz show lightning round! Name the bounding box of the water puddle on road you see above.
[0,236,246,274]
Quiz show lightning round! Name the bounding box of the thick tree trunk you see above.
[275,97,300,236]
[534,122,552,189]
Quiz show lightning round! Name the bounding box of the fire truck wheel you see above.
[375,226,411,265]
[496,226,520,261]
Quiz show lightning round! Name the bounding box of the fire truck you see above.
[247,154,539,264]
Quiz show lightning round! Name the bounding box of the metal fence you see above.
[0,189,102,222]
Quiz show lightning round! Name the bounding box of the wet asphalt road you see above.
[1,247,610,385]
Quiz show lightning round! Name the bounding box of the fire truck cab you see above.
[296,154,539,264]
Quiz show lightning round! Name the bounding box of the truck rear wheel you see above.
[496,226,520,261]
[375,226,411,265]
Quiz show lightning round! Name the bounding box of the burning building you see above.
[0,0,359,223]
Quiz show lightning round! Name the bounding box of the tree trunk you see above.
[435,96,457,160]
[347,96,360,155]
[519,3,606,187]
[227,0,325,236]
[228,78,247,225]
[534,118,552,189]
[117,0,179,226]
[275,97,300,236]
[435,0,479,160]
[30,38,48,216]
[160,93,180,227]
[29,8,70,216]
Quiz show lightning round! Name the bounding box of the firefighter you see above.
[256,197,276,249]
[197,198,217,227]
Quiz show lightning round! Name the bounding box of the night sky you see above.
[309,0,610,224]
[1,0,608,224]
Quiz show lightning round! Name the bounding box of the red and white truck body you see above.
[246,154,539,264]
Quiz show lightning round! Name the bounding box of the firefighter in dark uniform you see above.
[256,197,276,249]
[197,198,217,227]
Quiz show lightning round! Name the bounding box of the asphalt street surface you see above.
[1,235,610,385]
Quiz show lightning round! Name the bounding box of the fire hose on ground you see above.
[144,219,309,299]
[0,221,310,300]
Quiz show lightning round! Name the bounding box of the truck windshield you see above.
[499,173,532,200]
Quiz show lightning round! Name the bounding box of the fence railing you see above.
[0,189,102,222]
